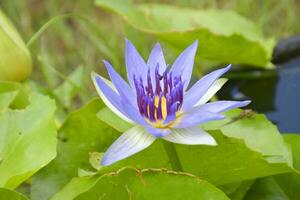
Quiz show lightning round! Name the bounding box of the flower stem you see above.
[162,141,183,171]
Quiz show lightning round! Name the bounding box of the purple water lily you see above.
[92,39,250,166]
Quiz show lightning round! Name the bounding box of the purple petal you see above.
[103,60,136,106]
[195,100,251,113]
[125,39,147,88]
[146,127,171,138]
[182,65,231,111]
[164,102,180,125]
[194,78,228,106]
[91,72,133,123]
[170,40,198,90]
[163,127,217,145]
[175,112,224,128]
[147,43,167,87]
[121,99,149,127]
[101,126,155,166]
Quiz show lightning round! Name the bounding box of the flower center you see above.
[134,64,184,127]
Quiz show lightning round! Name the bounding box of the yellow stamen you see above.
[145,95,181,129]
[154,96,167,120]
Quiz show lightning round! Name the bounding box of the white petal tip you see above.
[226,64,232,70]
[154,42,162,48]
[102,59,109,64]
[191,40,198,49]
[243,100,251,106]
[125,38,134,46]
[205,139,218,146]
[194,135,218,146]
[91,72,100,87]
[91,71,98,79]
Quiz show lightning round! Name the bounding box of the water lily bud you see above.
[0,10,32,81]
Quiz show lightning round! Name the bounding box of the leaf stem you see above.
[162,141,183,171]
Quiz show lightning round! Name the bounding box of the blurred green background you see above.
[1,0,299,112]
[1,1,300,199]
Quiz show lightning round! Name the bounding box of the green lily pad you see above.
[0,93,57,189]
[95,0,274,67]
[227,180,254,200]
[30,99,172,200]
[31,99,119,200]
[96,107,132,132]
[0,91,18,110]
[245,134,300,200]
[96,108,293,186]
[0,81,30,109]
[51,167,230,200]
[32,99,295,199]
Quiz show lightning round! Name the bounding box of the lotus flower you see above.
[92,39,250,166]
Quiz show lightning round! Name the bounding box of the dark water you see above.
[218,57,300,134]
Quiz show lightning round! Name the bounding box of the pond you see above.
[219,56,300,134]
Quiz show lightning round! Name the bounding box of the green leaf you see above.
[0,81,30,109]
[31,99,174,200]
[88,152,103,171]
[205,109,292,165]
[227,180,254,200]
[0,93,57,189]
[283,134,300,170]
[32,100,294,199]
[0,9,32,81]
[96,107,132,132]
[51,167,230,200]
[245,134,300,200]
[172,131,291,186]
[0,91,18,110]
[95,0,274,67]
[97,108,293,186]
[245,177,289,200]
[31,99,119,200]
[0,188,28,200]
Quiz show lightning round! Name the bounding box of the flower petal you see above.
[101,126,156,166]
[195,100,251,113]
[163,127,217,145]
[175,112,224,128]
[170,40,198,90]
[146,127,171,138]
[147,43,167,87]
[182,65,231,111]
[103,60,136,106]
[91,72,134,123]
[120,99,149,127]
[92,72,149,126]
[125,39,147,88]
[194,78,228,106]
